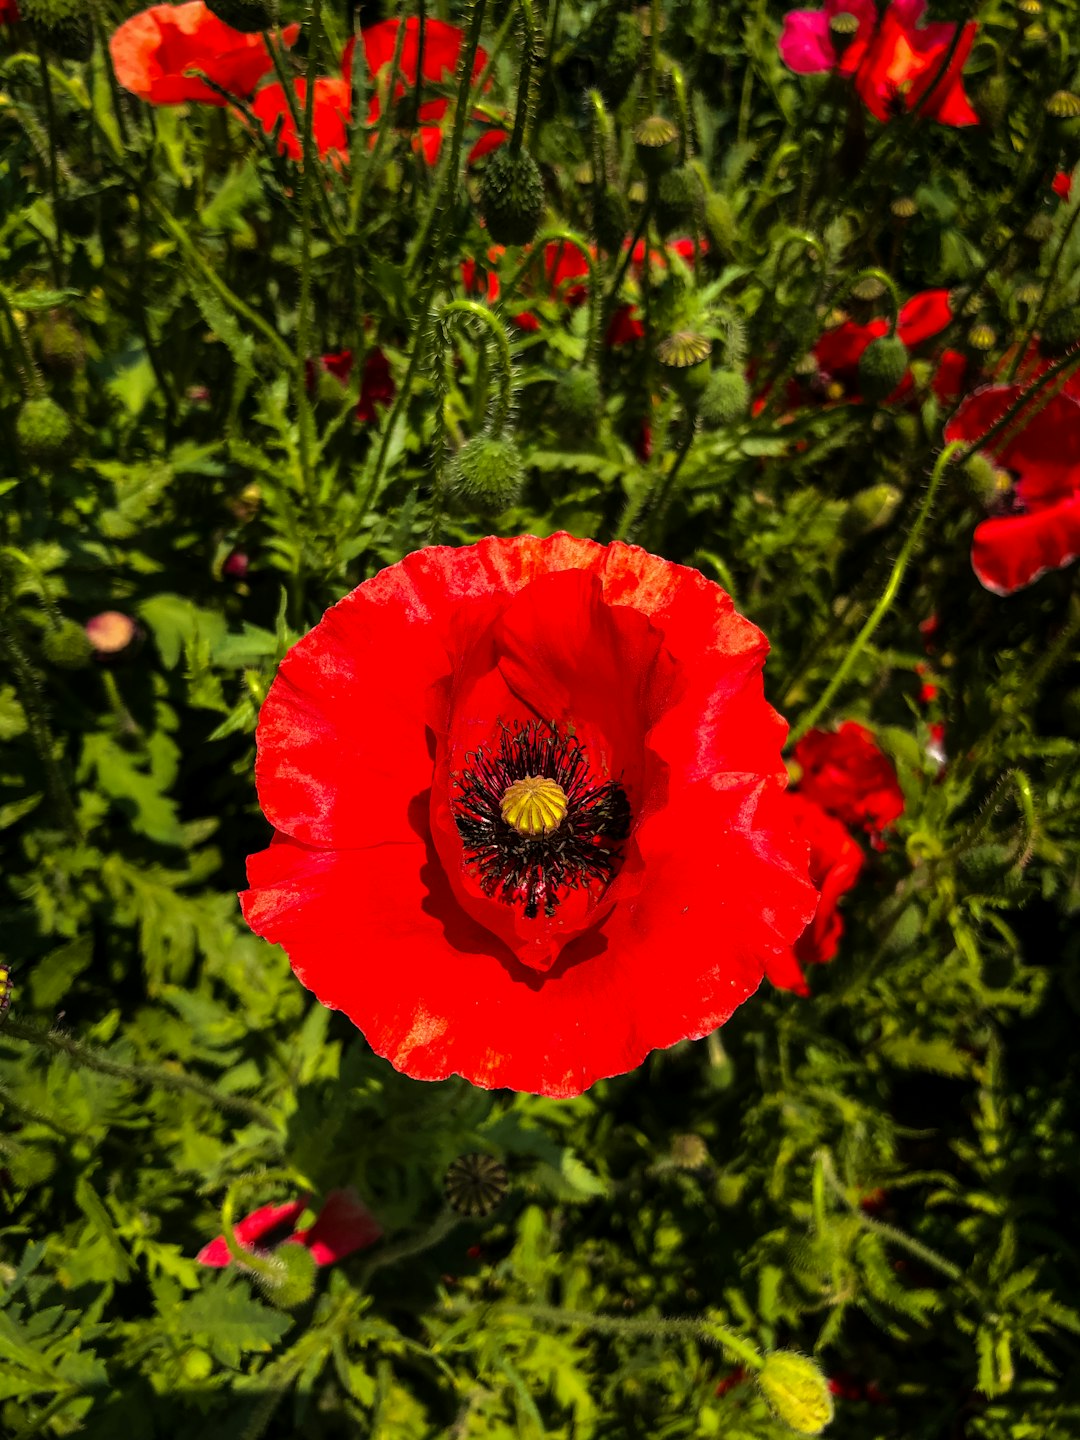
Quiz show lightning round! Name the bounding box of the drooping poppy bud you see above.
[480,149,545,246]
[36,315,84,376]
[16,396,72,465]
[699,368,749,427]
[757,1352,834,1435]
[841,483,902,539]
[449,432,526,512]
[257,1242,318,1310]
[857,334,908,402]
[554,368,602,428]
[41,619,93,670]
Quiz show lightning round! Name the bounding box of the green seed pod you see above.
[1041,303,1080,355]
[656,331,712,400]
[554,368,602,428]
[202,0,273,32]
[828,9,860,56]
[600,12,643,104]
[20,0,92,60]
[857,334,909,401]
[36,315,85,376]
[592,183,630,252]
[699,368,749,428]
[966,320,997,353]
[757,1352,834,1436]
[41,618,93,670]
[449,433,526,513]
[841,483,902,539]
[670,1133,710,1170]
[258,1243,318,1311]
[16,396,72,466]
[480,148,545,247]
[655,164,705,237]
[633,116,679,179]
[890,195,918,222]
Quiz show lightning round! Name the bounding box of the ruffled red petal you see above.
[971,495,1080,595]
[945,385,1080,506]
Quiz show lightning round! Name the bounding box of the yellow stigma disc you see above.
[500,776,569,837]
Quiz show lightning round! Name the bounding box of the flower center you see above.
[500,775,569,836]
[452,721,631,920]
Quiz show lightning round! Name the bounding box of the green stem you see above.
[501,227,599,359]
[295,0,324,504]
[648,0,661,113]
[0,287,42,396]
[1,1018,280,1130]
[221,1169,307,1281]
[0,624,79,838]
[787,442,962,746]
[360,1208,460,1284]
[35,31,63,277]
[509,0,538,154]
[1008,196,1080,381]
[438,299,515,433]
[349,12,408,233]
[643,416,697,545]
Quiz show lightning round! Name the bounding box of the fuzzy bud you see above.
[757,1352,834,1435]
[593,184,630,253]
[655,165,705,237]
[601,12,643,103]
[36,315,84,376]
[258,1243,318,1311]
[16,396,72,466]
[699,368,749,427]
[841,483,901,538]
[480,148,545,247]
[633,116,679,178]
[203,0,273,32]
[554,369,602,428]
[1041,304,1080,355]
[41,618,92,670]
[670,1133,710,1169]
[20,0,92,60]
[449,433,525,513]
[857,334,908,401]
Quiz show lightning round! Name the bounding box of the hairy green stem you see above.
[437,299,515,433]
[295,0,325,504]
[509,0,538,153]
[0,625,79,838]
[1008,196,1080,381]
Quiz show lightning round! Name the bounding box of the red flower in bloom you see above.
[342,18,501,167]
[812,289,953,401]
[764,793,864,995]
[779,0,878,75]
[0,0,19,22]
[252,77,351,164]
[793,721,904,839]
[855,5,978,125]
[240,535,816,1096]
[309,347,396,423]
[198,1189,382,1268]
[945,384,1080,594]
[1054,171,1073,202]
[109,2,297,107]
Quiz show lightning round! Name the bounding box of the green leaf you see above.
[175,1276,292,1369]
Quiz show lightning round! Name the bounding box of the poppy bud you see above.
[479,148,545,247]
[36,315,84,376]
[841,483,901,538]
[633,116,679,178]
[974,73,1008,129]
[20,0,92,59]
[757,1352,834,1435]
[963,452,1009,506]
[656,331,712,400]
[655,165,705,237]
[203,0,273,33]
[857,334,908,402]
[1042,304,1080,355]
[592,183,630,253]
[554,368,602,427]
[699,368,749,427]
[41,618,92,670]
[601,12,643,104]
[449,433,526,513]
[15,395,72,466]
[828,9,860,55]
[258,1242,318,1310]
[704,191,737,258]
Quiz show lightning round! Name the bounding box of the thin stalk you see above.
[1008,196,1080,381]
[0,625,79,838]
[35,31,63,278]
[438,298,515,432]
[787,442,962,746]
[508,0,538,154]
[295,0,325,504]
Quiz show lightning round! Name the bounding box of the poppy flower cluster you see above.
[241,534,818,1097]
[766,722,903,994]
[307,346,396,424]
[945,378,1080,594]
[811,288,961,404]
[198,1188,382,1268]
[779,0,978,127]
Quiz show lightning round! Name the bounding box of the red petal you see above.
[897,289,952,348]
[293,1188,382,1265]
[971,494,1080,594]
[945,384,1080,505]
[197,1197,309,1267]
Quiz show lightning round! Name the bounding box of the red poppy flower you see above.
[0,0,18,22]
[606,304,646,348]
[240,535,817,1097]
[793,721,904,839]
[109,2,297,107]
[764,792,864,994]
[198,1189,382,1268]
[1054,171,1073,202]
[342,17,495,168]
[944,383,1080,593]
[854,4,978,126]
[309,346,396,423]
[252,77,351,164]
[812,289,953,401]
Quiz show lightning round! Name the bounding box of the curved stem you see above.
[501,227,599,360]
[438,299,515,433]
[221,1168,308,1281]
[844,266,902,334]
[787,441,962,747]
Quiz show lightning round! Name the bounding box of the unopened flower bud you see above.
[963,452,1009,506]
[757,1352,834,1435]
[841,483,901,538]
[16,395,72,466]
[223,550,250,579]
[974,73,1008,129]
[85,611,138,657]
[258,1242,318,1311]
[203,0,273,32]
[554,368,602,427]
[480,148,545,247]
[699,368,749,427]
[857,334,908,401]
[36,315,84,376]
[449,433,525,513]
[41,618,92,670]
[633,116,679,178]
[655,165,705,237]
[20,0,92,60]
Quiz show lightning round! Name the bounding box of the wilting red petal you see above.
[243,535,816,1096]
[971,494,1080,594]
[897,289,952,347]
[933,348,968,403]
[794,721,904,837]
[197,1198,309,1267]
[110,2,297,107]
[814,318,887,386]
[469,127,509,163]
